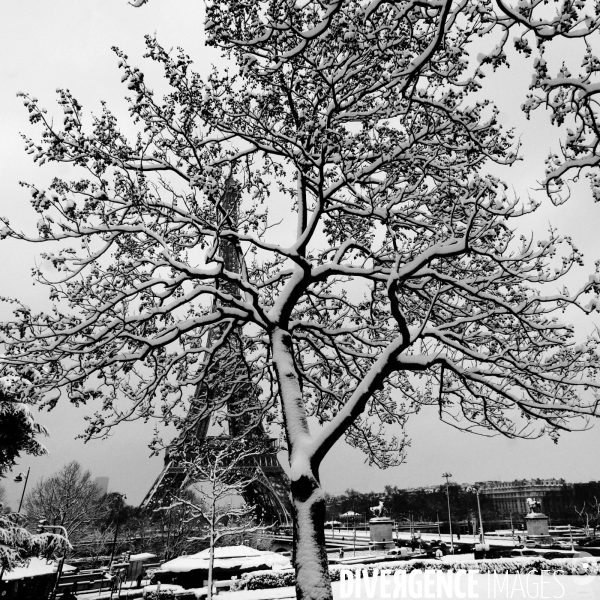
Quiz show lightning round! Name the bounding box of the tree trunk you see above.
[208,494,215,600]
[271,328,332,599]
[291,473,332,600]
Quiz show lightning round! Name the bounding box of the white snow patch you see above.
[3,558,76,580]
[158,546,290,574]
[129,552,156,561]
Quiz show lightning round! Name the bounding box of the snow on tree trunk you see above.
[291,473,332,600]
[272,328,332,600]
[207,487,215,600]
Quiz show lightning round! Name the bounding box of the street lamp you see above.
[109,493,127,570]
[467,486,486,547]
[442,473,454,553]
[14,467,30,513]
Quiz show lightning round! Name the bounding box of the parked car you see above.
[485,549,514,559]
[510,549,543,558]
[539,551,576,560]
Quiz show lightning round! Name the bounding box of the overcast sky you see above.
[1,1,599,510]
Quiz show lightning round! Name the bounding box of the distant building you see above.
[94,476,109,496]
[404,486,438,495]
[475,478,568,517]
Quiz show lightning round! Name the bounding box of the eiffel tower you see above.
[140,180,291,524]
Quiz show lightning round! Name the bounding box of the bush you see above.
[231,557,600,591]
[230,569,295,591]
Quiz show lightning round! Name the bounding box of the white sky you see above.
[1,1,599,510]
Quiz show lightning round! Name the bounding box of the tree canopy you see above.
[3,0,600,597]
[0,379,48,477]
[24,461,108,542]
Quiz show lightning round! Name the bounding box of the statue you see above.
[370,499,385,518]
[526,497,542,514]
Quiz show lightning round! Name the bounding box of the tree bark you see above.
[208,484,215,600]
[291,473,332,600]
[271,328,332,600]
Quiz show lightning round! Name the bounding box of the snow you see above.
[157,546,290,573]
[193,545,263,559]
[142,583,185,596]
[129,552,156,561]
[3,557,76,580]
[295,493,330,600]
[217,588,296,599]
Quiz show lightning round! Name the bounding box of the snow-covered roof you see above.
[158,546,290,574]
[3,558,76,581]
[129,552,156,561]
[192,545,263,559]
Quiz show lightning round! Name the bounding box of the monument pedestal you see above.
[525,513,551,543]
[369,518,395,551]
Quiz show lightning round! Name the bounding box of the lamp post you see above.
[352,500,357,557]
[442,473,454,553]
[14,467,30,513]
[569,523,575,551]
[510,512,514,540]
[109,493,127,570]
[331,501,336,539]
[467,486,486,547]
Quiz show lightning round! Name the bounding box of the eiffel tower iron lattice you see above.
[140,180,291,524]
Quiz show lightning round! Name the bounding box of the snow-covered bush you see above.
[232,557,600,590]
[230,568,295,591]
[0,512,70,572]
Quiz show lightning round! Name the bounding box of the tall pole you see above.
[569,523,575,551]
[352,500,356,557]
[331,502,335,539]
[510,512,514,540]
[437,512,441,537]
[109,494,126,569]
[16,467,30,513]
[43,524,68,600]
[442,473,454,553]
[475,490,486,546]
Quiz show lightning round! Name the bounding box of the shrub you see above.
[231,557,600,590]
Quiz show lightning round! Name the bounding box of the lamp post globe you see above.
[14,467,30,513]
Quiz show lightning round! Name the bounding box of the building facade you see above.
[475,478,568,518]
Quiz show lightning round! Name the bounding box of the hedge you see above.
[230,557,600,591]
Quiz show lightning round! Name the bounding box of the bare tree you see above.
[167,438,266,600]
[24,461,107,542]
[574,496,600,538]
[3,1,600,598]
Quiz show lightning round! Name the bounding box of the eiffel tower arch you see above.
[140,180,291,524]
